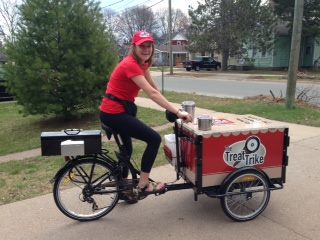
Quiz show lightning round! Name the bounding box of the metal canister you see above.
[181,101,195,119]
[197,114,213,131]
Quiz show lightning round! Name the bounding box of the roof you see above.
[155,44,188,53]
[172,33,188,41]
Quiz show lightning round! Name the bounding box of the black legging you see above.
[100,111,161,173]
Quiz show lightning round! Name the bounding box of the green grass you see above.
[0,91,319,204]
[159,91,320,127]
[1,92,319,156]
[0,155,65,204]
[0,128,173,205]
[0,103,167,156]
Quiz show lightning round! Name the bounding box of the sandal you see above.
[119,190,138,204]
[137,182,166,197]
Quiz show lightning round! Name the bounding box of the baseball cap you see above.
[132,31,154,45]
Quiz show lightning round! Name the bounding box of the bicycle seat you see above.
[101,123,117,140]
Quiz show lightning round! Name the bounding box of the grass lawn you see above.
[0,128,172,205]
[161,91,320,127]
[0,91,319,205]
[0,103,167,156]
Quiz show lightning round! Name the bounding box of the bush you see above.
[4,0,118,119]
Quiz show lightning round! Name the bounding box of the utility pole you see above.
[286,0,304,109]
[168,0,173,75]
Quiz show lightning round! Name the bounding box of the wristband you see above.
[175,109,180,115]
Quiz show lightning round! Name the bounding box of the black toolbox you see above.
[41,129,102,156]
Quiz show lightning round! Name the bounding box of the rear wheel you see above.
[53,158,119,221]
[220,169,270,222]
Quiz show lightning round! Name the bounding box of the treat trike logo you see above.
[223,136,266,168]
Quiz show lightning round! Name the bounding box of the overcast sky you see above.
[0,0,202,36]
[98,0,202,14]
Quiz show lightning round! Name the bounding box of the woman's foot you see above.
[137,181,166,194]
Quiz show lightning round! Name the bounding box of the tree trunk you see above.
[221,49,229,71]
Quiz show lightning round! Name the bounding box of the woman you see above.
[100,31,192,196]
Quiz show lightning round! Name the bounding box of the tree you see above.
[114,6,158,43]
[0,0,19,43]
[4,0,118,119]
[155,8,190,43]
[103,8,117,33]
[188,0,275,70]
[273,0,320,39]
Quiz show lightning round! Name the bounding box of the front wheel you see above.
[53,158,119,221]
[220,169,270,222]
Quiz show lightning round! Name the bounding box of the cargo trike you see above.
[41,111,289,222]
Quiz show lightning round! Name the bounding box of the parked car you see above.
[185,56,221,71]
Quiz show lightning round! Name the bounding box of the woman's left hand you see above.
[177,110,193,123]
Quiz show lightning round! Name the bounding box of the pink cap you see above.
[132,31,154,45]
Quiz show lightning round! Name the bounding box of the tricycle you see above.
[41,110,289,222]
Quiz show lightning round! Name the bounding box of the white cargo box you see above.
[61,140,85,156]
[164,134,177,165]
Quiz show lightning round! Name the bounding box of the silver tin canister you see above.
[181,101,195,119]
[198,114,213,131]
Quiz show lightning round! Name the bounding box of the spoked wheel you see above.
[220,169,270,222]
[53,158,120,221]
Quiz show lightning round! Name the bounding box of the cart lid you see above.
[178,113,288,137]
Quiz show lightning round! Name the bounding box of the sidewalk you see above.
[0,97,320,240]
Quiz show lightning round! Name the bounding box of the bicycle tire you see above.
[220,169,270,222]
[53,157,120,221]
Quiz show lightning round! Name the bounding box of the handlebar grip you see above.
[64,129,81,135]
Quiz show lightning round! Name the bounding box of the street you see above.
[153,72,320,105]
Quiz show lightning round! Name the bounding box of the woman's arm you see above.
[144,69,159,91]
[132,75,192,121]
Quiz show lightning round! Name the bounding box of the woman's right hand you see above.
[177,110,193,123]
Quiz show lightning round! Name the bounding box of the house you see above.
[239,23,320,70]
[154,33,189,66]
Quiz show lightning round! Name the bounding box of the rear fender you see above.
[220,167,271,191]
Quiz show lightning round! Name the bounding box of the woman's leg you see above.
[101,112,161,169]
[119,134,132,178]
[100,112,163,190]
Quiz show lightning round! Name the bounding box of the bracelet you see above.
[175,109,180,115]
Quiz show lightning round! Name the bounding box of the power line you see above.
[101,0,164,14]
[101,0,126,9]
[145,0,165,10]
[102,0,149,12]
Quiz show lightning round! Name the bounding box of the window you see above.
[306,46,311,55]
[261,47,266,57]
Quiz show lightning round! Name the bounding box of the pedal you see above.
[155,188,166,196]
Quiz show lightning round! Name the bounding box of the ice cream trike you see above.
[41,108,289,222]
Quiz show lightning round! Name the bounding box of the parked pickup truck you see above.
[185,56,221,71]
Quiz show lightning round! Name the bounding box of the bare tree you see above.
[0,0,19,43]
[115,6,158,43]
[103,8,117,33]
[155,8,190,40]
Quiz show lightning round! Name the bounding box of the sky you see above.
[0,0,202,37]
[97,0,202,14]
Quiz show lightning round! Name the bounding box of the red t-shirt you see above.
[100,55,149,114]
